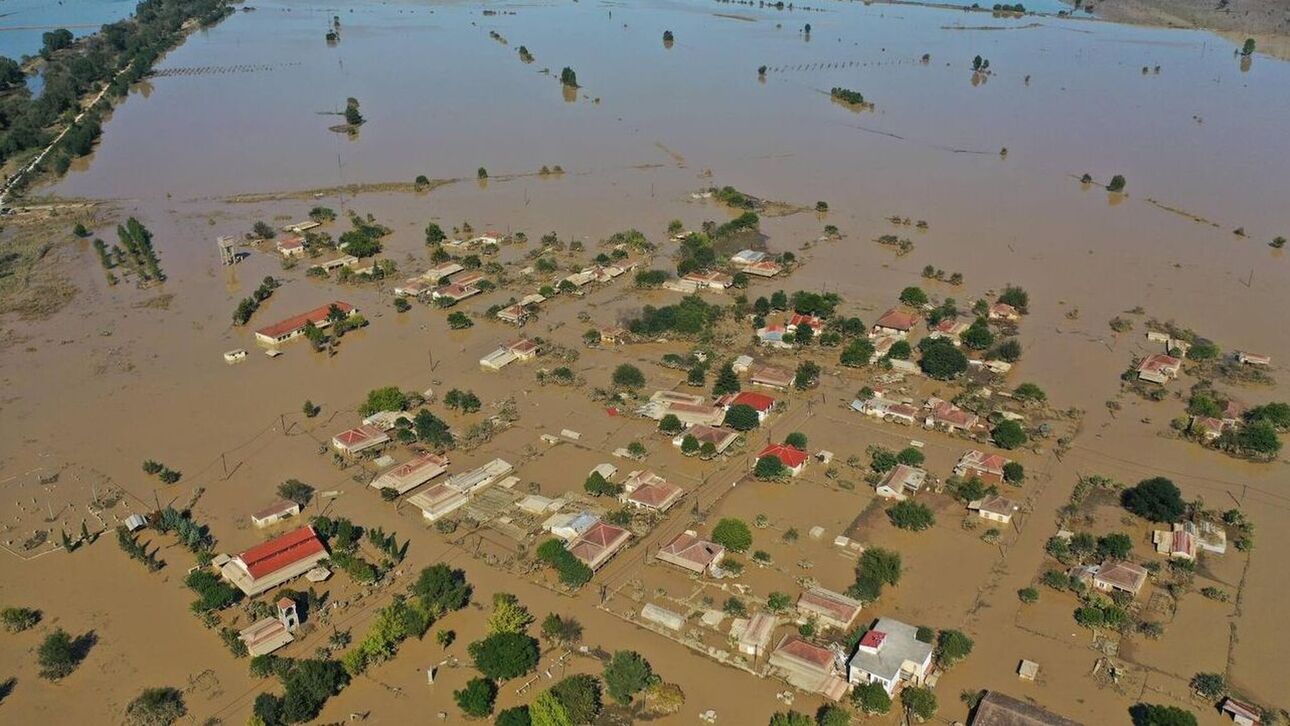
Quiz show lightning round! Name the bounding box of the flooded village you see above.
[0,0,1287,725]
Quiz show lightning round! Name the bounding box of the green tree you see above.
[1003,461,1025,484]
[277,479,314,507]
[850,547,902,601]
[770,712,813,726]
[816,704,851,726]
[360,386,407,415]
[712,518,752,553]
[530,691,571,726]
[899,286,928,306]
[754,455,787,480]
[888,501,935,531]
[659,414,684,435]
[603,650,654,704]
[560,67,578,87]
[919,339,968,379]
[896,447,924,466]
[468,632,540,681]
[840,339,875,367]
[1018,587,1039,603]
[487,593,534,635]
[611,364,645,389]
[1014,383,1046,403]
[1129,704,1198,726]
[724,403,760,431]
[888,340,912,360]
[992,420,1027,449]
[425,223,446,244]
[793,360,820,390]
[540,614,583,645]
[411,563,472,613]
[549,673,602,724]
[584,471,622,497]
[961,318,995,350]
[497,706,533,726]
[1241,38,1255,56]
[1098,533,1133,560]
[1121,477,1185,522]
[454,677,498,717]
[850,681,892,714]
[935,629,974,667]
[901,686,938,721]
[785,432,808,449]
[712,363,741,395]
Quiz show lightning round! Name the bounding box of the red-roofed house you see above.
[331,424,390,455]
[220,526,329,596]
[255,302,356,345]
[871,309,919,338]
[768,635,850,701]
[716,391,777,422]
[750,365,794,390]
[930,317,970,343]
[276,233,306,258]
[787,313,825,334]
[755,443,809,476]
[569,521,632,571]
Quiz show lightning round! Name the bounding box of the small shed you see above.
[641,603,686,631]
[1018,659,1039,681]
[124,514,148,532]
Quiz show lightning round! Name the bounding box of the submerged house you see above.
[871,309,919,338]
[255,301,356,345]
[768,635,850,701]
[875,464,926,500]
[656,531,725,574]
[331,424,390,455]
[370,453,449,495]
[954,449,1012,485]
[568,521,632,571]
[1136,353,1182,384]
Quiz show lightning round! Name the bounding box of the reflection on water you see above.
[0,0,137,59]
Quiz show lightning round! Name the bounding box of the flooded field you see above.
[1,0,1287,724]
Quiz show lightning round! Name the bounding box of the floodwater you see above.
[2,0,1289,723]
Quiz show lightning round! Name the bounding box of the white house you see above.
[847,618,934,695]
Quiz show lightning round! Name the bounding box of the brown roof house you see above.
[370,453,449,495]
[969,495,1019,524]
[768,635,850,701]
[955,449,1012,485]
[1136,353,1182,384]
[871,309,919,338]
[1073,560,1149,597]
[656,531,725,574]
[251,500,300,529]
[621,470,685,512]
[969,690,1083,726]
[797,587,864,630]
[331,424,390,455]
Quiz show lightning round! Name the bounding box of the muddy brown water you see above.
[1,0,1288,723]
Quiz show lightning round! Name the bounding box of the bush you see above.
[849,547,902,601]
[1014,383,1046,402]
[536,539,593,588]
[38,628,87,680]
[584,471,622,497]
[1002,461,1025,484]
[468,632,540,681]
[455,677,498,717]
[998,285,1029,312]
[495,706,532,726]
[360,386,407,415]
[785,432,808,449]
[1189,672,1225,700]
[1,606,41,632]
[840,339,875,367]
[611,364,645,389]
[896,447,924,466]
[1018,587,1039,603]
[125,687,186,726]
[185,570,241,612]
[1121,477,1185,522]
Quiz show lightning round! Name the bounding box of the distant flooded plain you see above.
[2,0,1288,723]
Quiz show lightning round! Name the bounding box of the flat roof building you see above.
[371,453,449,495]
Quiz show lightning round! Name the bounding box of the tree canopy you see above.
[1121,477,1185,522]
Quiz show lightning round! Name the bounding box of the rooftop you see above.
[847,618,933,683]
[969,691,1083,726]
[256,301,354,340]
[236,526,327,580]
[873,308,919,331]
[757,443,809,468]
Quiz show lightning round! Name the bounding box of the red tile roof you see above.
[730,391,776,412]
[238,526,327,580]
[873,308,918,331]
[757,443,809,468]
[334,424,387,448]
[860,630,886,649]
[788,313,824,331]
[773,635,836,670]
[256,301,354,339]
[627,480,684,510]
